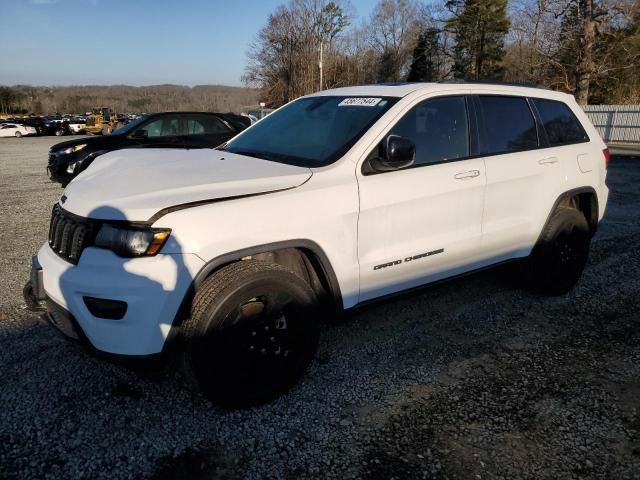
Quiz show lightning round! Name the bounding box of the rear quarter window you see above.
[533,98,589,146]
[476,96,539,155]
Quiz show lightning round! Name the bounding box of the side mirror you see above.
[131,129,148,139]
[370,134,415,172]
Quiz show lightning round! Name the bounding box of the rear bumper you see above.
[598,182,609,222]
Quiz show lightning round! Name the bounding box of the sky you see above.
[0,0,377,87]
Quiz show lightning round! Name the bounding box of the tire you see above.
[55,129,63,136]
[182,260,320,407]
[527,208,591,295]
[101,125,111,135]
[14,131,22,138]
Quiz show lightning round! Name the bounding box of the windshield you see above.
[112,115,149,135]
[223,96,398,167]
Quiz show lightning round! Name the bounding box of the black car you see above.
[47,112,250,185]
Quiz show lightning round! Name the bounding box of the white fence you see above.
[583,105,640,145]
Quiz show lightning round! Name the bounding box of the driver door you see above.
[356,95,487,302]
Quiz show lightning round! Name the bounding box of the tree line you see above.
[244,0,640,106]
[0,84,260,115]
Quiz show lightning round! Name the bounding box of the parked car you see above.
[46,112,250,185]
[39,118,68,136]
[18,118,47,136]
[0,123,37,138]
[67,119,86,134]
[26,82,609,407]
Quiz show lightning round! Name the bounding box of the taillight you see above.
[603,147,610,167]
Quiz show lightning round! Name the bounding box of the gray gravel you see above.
[0,136,639,480]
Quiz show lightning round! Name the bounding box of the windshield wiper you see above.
[226,149,267,160]
[225,148,311,167]
[226,148,290,163]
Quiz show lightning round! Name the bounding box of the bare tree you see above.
[505,0,638,103]
[368,0,421,81]
[243,0,352,105]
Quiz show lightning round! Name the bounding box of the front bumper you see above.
[47,151,75,185]
[32,242,205,356]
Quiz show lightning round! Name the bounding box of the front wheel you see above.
[14,131,22,138]
[527,208,591,295]
[181,260,320,407]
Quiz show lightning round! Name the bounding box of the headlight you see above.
[62,144,87,155]
[94,224,170,257]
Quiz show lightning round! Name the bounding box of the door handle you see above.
[454,170,480,179]
[538,157,558,165]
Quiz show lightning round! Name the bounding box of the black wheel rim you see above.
[194,289,312,396]
[233,294,292,362]
[550,227,588,283]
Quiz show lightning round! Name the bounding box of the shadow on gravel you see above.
[360,281,640,480]
[151,447,243,480]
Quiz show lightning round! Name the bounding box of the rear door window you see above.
[476,96,538,155]
[533,98,589,146]
[186,115,231,135]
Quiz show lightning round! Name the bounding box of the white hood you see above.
[61,148,312,221]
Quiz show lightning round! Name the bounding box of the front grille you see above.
[48,204,97,264]
[48,153,56,165]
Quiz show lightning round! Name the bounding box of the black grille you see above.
[48,204,97,264]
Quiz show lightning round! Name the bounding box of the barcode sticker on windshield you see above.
[338,97,382,107]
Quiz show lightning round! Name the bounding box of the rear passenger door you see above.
[532,98,591,173]
[357,95,487,301]
[474,95,561,260]
[183,114,236,148]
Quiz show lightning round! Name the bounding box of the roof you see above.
[311,83,426,98]
[309,81,571,101]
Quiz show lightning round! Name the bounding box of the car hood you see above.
[61,148,312,221]
[51,135,112,151]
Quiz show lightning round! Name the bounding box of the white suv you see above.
[27,82,609,406]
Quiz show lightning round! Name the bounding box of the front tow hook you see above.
[24,255,46,312]
[23,281,46,312]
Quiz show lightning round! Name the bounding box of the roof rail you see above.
[437,79,552,90]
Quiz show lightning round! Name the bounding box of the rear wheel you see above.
[527,208,591,295]
[14,131,22,138]
[182,260,320,407]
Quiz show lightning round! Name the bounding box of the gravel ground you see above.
[0,136,638,480]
